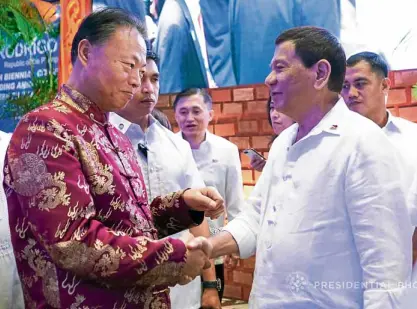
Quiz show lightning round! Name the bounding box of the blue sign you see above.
[0,34,59,132]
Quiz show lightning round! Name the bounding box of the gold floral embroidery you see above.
[47,119,74,152]
[134,261,184,287]
[77,140,115,196]
[129,238,149,260]
[49,239,126,278]
[52,100,72,114]
[10,153,51,197]
[151,190,183,216]
[21,239,61,308]
[33,171,71,211]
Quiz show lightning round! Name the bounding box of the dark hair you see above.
[275,26,346,93]
[146,50,159,66]
[151,108,172,131]
[71,8,147,64]
[173,88,212,110]
[346,51,389,78]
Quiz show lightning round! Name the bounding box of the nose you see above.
[141,77,153,95]
[348,86,359,100]
[265,70,277,88]
[271,108,280,120]
[128,69,141,90]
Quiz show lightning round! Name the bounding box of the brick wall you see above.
[156,68,417,301]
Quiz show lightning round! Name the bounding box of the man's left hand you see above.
[183,187,224,219]
[201,288,222,309]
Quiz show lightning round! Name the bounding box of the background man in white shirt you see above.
[341,51,417,262]
[204,26,412,308]
[0,130,24,308]
[110,51,221,309]
[173,88,244,301]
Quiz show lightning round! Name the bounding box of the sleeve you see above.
[224,144,244,221]
[345,132,412,308]
[407,175,417,227]
[5,114,191,288]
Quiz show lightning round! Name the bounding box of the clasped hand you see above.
[178,235,213,285]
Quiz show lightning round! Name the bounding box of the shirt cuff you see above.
[223,218,257,259]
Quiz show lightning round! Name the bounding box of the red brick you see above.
[264,151,269,159]
[252,135,271,150]
[242,257,256,269]
[238,120,259,133]
[157,95,170,107]
[387,88,407,106]
[212,103,222,114]
[211,88,232,102]
[224,284,242,300]
[398,106,417,122]
[233,270,253,285]
[393,70,417,88]
[233,88,254,101]
[255,85,270,99]
[229,136,250,150]
[242,169,254,184]
[246,100,268,114]
[240,153,251,169]
[242,286,252,301]
[261,120,274,134]
[223,102,243,114]
[224,269,233,282]
[254,170,262,181]
[163,109,176,124]
[208,124,214,133]
[243,185,254,198]
[214,123,236,137]
[172,126,180,133]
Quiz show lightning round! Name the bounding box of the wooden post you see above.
[58,0,92,86]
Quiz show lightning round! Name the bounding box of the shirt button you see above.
[119,123,124,130]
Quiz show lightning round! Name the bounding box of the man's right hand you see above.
[178,236,212,285]
[250,156,266,172]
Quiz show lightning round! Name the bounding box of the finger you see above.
[203,186,224,203]
[203,258,211,269]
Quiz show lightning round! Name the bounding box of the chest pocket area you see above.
[199,159,227,194]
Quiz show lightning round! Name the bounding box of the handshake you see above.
[178,234,214,285]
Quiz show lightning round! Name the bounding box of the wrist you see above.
[202,279,221,291]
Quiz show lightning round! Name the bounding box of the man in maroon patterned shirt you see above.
[3,8,223,309]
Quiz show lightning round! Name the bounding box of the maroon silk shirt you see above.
[3,85,203,308]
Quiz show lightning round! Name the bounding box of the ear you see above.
[382,77,391,95]
[77,39,92,67]
[313,59,331,90]
[208,109,214,122]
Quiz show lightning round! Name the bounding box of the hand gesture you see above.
[178,236,212,285]
[183,187,224,219]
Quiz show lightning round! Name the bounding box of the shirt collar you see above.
[57,84,108,126]
[109,113,132,134]
[307,97,346,137]
[383,110,401,132]
[109,113,157,134]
